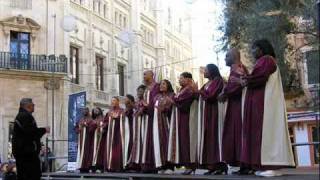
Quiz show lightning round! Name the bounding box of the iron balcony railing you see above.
[0,51,67,73]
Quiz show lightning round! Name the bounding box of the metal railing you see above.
[45,138,69,172]
[292,142,320,146]
[0,52,67,73]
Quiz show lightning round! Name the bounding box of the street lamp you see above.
[41,54,67,169]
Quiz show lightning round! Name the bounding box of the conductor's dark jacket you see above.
[12,108,46,157]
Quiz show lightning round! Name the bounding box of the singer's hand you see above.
[217,92,227,102]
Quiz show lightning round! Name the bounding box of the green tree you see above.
[220,0,318,92]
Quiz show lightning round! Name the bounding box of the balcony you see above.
[88,88,112,105]
[0,52,67,73]
[69,83,86,94]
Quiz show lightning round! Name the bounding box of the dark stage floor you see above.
[42,168,319,180]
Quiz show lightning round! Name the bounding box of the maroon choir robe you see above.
[93,115,108,169]
[241,55,295,169]
[127,100,147,170]
[222,64,247,166]
[105,107,129,172]
[153,93,174,168]
[198,77,224,169]
[168,86,198,167]
[141,82,160,171]
[75,116,97,170]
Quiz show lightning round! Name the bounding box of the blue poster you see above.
[67,91,86,171]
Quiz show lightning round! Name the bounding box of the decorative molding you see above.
[0,15,41,32]
[114,0,131,10]
[92,24,112,37]
[10,0,32,9]
[140,13,157,27]
[0,15,41,47]
[44,79,60,90]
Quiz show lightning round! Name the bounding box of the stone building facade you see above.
[0,0,193,168]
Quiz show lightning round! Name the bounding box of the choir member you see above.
[168,72,198,175]
[127,85,147,171]
[76,107,97,172]
[92,107,107,172]
[124,94,136,162]
[153,79,175,173]
[218,48,248,174]
[105,97,129,172]
[198,64,225,175]
[141,70,160,173]
[238,39,295,176]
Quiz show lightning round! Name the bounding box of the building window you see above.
[70,46,80,84]
[104,4,107,18]
[10,31,30,69]
[93,1,96,11]
[119,14,122,27]
[115,43,118,57]
[10,0,32,9]
[148,0,153,12]
[123,17,127,28]
[118,64,125,96]
[165,41,170,56]
[96,56,104,91]
[179,18,182,33]
[144,58,148,68]
[146,32,149,43]
[309,87,320,106]
[167,8,171,25]
[309,125,320,165]
[115,11,118,25]
[150,33,154,45]
[143,29,147,42]
[98,1,101,14]
[143,0,147,11]
[306,50,319,85]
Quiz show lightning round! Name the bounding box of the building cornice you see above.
[164,30,192,49]
[140,13,157,27]
[114,0,131,11]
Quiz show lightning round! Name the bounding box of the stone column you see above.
[128,0,143,95]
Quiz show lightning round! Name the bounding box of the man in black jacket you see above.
[12,98,50,180]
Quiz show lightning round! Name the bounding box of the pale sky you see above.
[189,0,229,76]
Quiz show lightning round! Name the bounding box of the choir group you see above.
[75,39,295,177]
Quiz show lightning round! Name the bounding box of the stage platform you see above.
[42,168,319,180]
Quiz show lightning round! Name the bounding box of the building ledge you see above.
[0,68,66,80]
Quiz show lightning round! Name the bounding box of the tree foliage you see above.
[219,0,318,92]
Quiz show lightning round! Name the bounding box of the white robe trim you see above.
[77,127,86,169]
[130,115,143,163]
[218,101,227,160]
[93,129,98,165]
[121,115,130,167]
[189,100,199,163]
[261,68,295,166]
[167,107,179,163]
